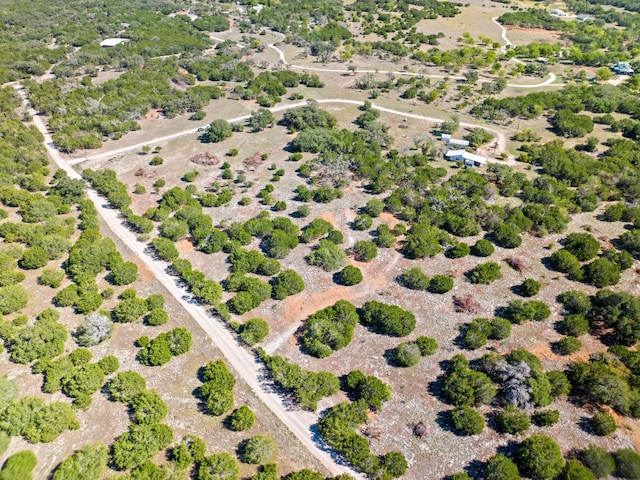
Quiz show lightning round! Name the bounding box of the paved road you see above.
[14,84,362,479]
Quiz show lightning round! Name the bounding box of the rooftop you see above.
[99,38,129,47]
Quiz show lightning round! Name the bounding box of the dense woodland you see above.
[2,0,640,479]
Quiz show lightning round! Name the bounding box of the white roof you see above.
[100,38,128,47]
[445,150,487,164]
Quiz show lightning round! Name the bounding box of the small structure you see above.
[612,62,634,76]
[99,38,128,47]
[441,134,470,147]
[550,9,568,16]
[445,149,487,167]
[576,14,591,21]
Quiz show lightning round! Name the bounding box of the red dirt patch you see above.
[505,25,563,40]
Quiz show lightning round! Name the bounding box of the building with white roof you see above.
[445,149,487,167]
[99,38,129,47]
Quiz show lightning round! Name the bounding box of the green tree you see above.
[239,435,276,464]
[52,443,108,480]
[228,406,255,431]
[337,265,363,286]
[19,246,49,269]
[614,449,640,480]
[468,262,502,284]
[0,284,28,314]
[496,405,531,434]
[485,454,521,480]
[590,411,616,436]
[0,450,37,480]
[579,445,615,478]
[204,119,233,143]
[429,274,454,293]
[451,406,485,435]
[197,453,238,480]
[515,434,565,480]
[472,239,495,257]
[272,270,305,300]
[106,371,146,403]
[398,268,430,290]
[520,278,540,297]
[111,423,173,470]
[564,233,600,261]
[239,318,269,346]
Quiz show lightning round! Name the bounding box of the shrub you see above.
[614,449,640,479]
[97,356,119,375]
[560,314,589,336]
[520,278,540,297]
[393,342,422,367]
[239,318,269,346]
[550,250,583,279]
[515,434,565,480]
[302,301,359,358]
[130,390,168,425]
[558,290,591,314]
[580,445,615,478]
[472,239,495,257]
[113,297,148,323]
[228,406,255,431]
[19,246,49,269]
[149,156,164,166]
[336,265,363,286]
[564,233,600,261]
[531,409,560,427]
[75,312,113,346]
[583,258,620,287]
[561,460,596,480]
[590,412,616,436]
[145,308,168,326]
[429,274,454,293]
[272,270,305,300]
[446,242,470,259]
[353,214,373,231]
[451,406,485,435]
[496,405,531,434]
[352,240,378,262]
[39,268,65,288]
[364,199,384,217]
[52,443,108,480]
[360,301,416,337]
[151,237,179,262]
[106,371,147,402]
[111,423,173,470]
[305,239,347,271]
[485,454,520,480]
[0,284,29,314]
[555,336,582,355]
[493,224,522,249]
[239,435,276,464]
[468,262,502,284]
[345,370,391,412]
[0,450,37,480]
[398,268,430,290]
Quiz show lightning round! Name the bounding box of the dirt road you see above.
[14,84,362,479]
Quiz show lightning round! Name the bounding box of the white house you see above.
[441,134,470,147]
[445,149,487,167]
[551,9,568,16]
[99,38,129,47]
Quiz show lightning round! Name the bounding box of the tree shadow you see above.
[578,415,593,435]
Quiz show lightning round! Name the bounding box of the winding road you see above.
[213,23,562,89]
[14,84,362,479]
[73,98,507,166]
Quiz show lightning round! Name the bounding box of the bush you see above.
[228,406,255,431]
[106,371,147,402]
[0,284,29,314]
[520,278,540,297]
[75,312,113,346]
[561,460,596,480]
[305,239,347,272]
[239,435,276,464]
[555,336,582,355]
[531,409,560,427]
[360,301,416,337]
[485,454,521,480]
[352,240,377,262]
[239,318,269,346]
[272,270,304,300]
[353,214,373,231]
[429,274,454,293]
[302,301,359,358]
[197,453,239,480]
[39,268,65,288]
[97,356,119,375]
[336,265,363,286]
[515,434,565,480]
[560,314,589,336]
[345,370,391,412]
[583,258,620,287]
[564,233,600,262]
[550,250,583,279]
[614,449,640,479]
[468,262,502,284]
[398,268,430,290]
[580,445,615,478]
[52,443,109,480]
[451,406,485,435]
[0,450,37,480]
[496,405,531,434]
[19,246,49,269]
[590,412,616,436]
[446,242,470,259]
[472,239,495,257]
[558,290,591,314]
[393,342,421,367]
[111,423,173,470]
[145,308,168,326]
[493,224,522,249]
